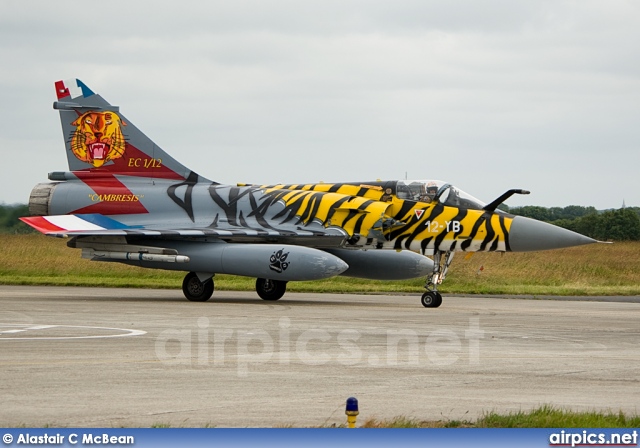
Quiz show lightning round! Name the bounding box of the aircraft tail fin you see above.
[53,79,210,182]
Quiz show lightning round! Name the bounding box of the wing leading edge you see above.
[20,214,348,247]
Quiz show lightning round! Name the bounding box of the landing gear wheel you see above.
[182,272,214,302]
[421,291,442,308]
[256,278,287,301]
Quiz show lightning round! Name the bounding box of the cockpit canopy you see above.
[396,180,486,210]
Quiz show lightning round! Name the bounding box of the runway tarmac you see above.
[1,285,638,427]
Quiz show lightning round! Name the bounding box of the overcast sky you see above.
[1,0,638,209]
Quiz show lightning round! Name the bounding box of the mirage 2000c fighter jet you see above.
[21,79,596,308]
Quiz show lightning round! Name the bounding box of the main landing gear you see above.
[182,272,214,302]
[181,272,288,302]
[421,250,454,308]
[255,278,287,301]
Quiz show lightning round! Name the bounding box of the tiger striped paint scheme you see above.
[384,197,513,253]
[260,182,513,254]
[261,186,390,240]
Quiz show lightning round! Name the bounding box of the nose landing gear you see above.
[421,250,454,308]
[421,290,442,308]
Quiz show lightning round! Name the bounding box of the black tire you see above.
[182,272,214,302]
[421,291,443,308]
[256,278,287,301]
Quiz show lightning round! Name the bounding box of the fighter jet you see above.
[20,79,596,308]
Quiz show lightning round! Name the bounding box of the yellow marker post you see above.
[345,397,359,428]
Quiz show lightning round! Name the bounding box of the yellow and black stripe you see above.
[256,182,514,254]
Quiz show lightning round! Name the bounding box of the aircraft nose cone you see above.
[509,216,597,252]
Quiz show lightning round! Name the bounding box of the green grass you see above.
[477,405,640,428]
[2,234,639,295]
[359,406,640,428]
[146,406,640,428]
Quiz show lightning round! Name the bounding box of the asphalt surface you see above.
[1,285,638,427]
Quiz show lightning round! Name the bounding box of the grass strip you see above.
[358,405,640,428]
[2,235,639,296]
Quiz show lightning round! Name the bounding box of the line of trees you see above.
[0,204,31,234]
[2,203,640,240]
[504,205,640,241]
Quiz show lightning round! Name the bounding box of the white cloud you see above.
[0,0,638,208]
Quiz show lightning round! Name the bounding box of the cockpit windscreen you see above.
[396,180,486,210]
